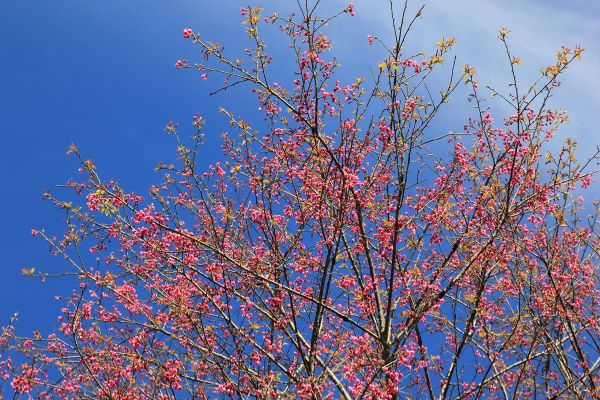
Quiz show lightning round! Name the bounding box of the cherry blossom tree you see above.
[2,1,599,399]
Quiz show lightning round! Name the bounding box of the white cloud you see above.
[347,0,599,153]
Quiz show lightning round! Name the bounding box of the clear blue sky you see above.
[1,0,598,342]
[0,0,249,335]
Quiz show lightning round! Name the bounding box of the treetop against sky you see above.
[1,0,599,398]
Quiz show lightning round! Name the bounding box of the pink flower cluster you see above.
[175,59,188,69]
[345,3,355,16]
[182,28,193,39]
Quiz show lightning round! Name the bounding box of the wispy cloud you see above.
[346,0,599,152]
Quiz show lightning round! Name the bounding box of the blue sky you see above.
[1,0,598,344]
